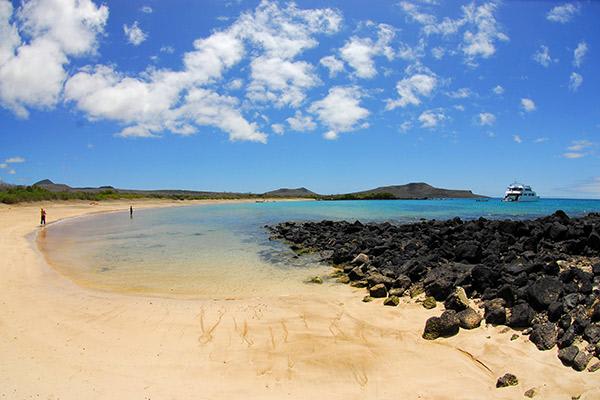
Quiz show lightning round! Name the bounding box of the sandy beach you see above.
[0,200,598,399]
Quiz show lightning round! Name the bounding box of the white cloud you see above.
[226,78,243,90]
[513,134,522,144]
[460,2,509,63]
[7,169,15,175]
[397,39,426,61]
[568,140,592,152]
[446,88,471,99]
[386,72,437,110]
[563,152,584,159]
[5,156,25,163]
[569,72,583,91]
[123,21,147,46]
[534,137,548,143]
[573,41,587,67]
[418,109,446,128]
[400,1,508,65]
[478,112,495,126]
[532,45,556,67]
[217,16,230,22]
[563,139,593,158]
[309,86,369,140]
[399,121,412,133]
[0,163,7,168]
[63,2,343,143]
[454,104,465,111]
[431,46,445,60]
[319,55,344,77]
[140,6,152,14]
[492,85,504,95]
[247,56,320,107]
[0,0,108,117]
[286,111,316,132]
[547,3,580,23]
[521,98,536,112]
[271,123,284,135]
[160,46,175,54]
[339,23,395,79]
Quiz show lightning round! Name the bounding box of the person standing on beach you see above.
[130,205,133,219]
[40,208,46,226]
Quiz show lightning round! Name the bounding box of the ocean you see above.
[38,198,600,298]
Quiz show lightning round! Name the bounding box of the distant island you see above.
[0,180,485,204]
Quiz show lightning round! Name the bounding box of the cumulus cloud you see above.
[478,112,495,126]
[573,41,587,67]
[319,55,344,77]
[400,1,508,64]
[513,134,522,144]
[446,88,471,99]
[271,123,284,135]
[247,56,320,107]
[532,45,556,67]
[521,98,536,112]
[140,6,152,14]
[386,72,437,110]
[431,46,445,60]
[339,23,395,79]
[547,3,580,23]
[309,86,369,140]
[286,111,316,132]
[569,72,583,91]
[418,109,446,128]
[493,85,504,95]
[123,21,147,46]
[160,45,175,54]
[62,1,344,143]
[0,0,108,117]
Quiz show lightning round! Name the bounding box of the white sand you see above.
[0,200,598,399]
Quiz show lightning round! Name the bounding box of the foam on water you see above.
[38,198,600,298]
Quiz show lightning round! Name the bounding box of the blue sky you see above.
[0,0,599,197]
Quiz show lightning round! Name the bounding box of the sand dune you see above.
[0,200,597,399]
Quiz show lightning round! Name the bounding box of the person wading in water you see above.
[40,208,46,226]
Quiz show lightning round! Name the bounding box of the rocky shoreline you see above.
[268,211,600,373]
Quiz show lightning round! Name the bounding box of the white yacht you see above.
[503,183,539,202]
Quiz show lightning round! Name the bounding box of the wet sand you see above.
[0,199,598,399]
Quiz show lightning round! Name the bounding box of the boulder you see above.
[456,307,483,329]
[351,253,369,265]
[367,273,395,289]
[393,275,412,291]
[558,346,579,366]
[584,324,600,345]
[588,362,600,373]
[524,388,538,398]
[422,310,460,340]
[507,303,536,328]
[557,328,576,349]
[422,296,437,309]
[530,323,557,350]
[454,241,482,263]
[384,296,400,307]
[369,283,387,298]
[592,303,600,322]
[444,286,470,311]
[573,352,593,371]
[484,299,507,325]
[527,277,563,310]
[496,373,518,388]
[348,266,366,281]
[588,232,600,251]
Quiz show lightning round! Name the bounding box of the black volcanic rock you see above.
[267,211,600,372]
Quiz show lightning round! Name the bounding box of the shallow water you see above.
[39,198,600,298]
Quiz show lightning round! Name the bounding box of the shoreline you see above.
[1,200,599,398]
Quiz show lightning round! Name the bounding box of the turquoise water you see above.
[40,198,600,297]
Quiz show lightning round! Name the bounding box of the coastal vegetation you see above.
[0,180,484,204]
